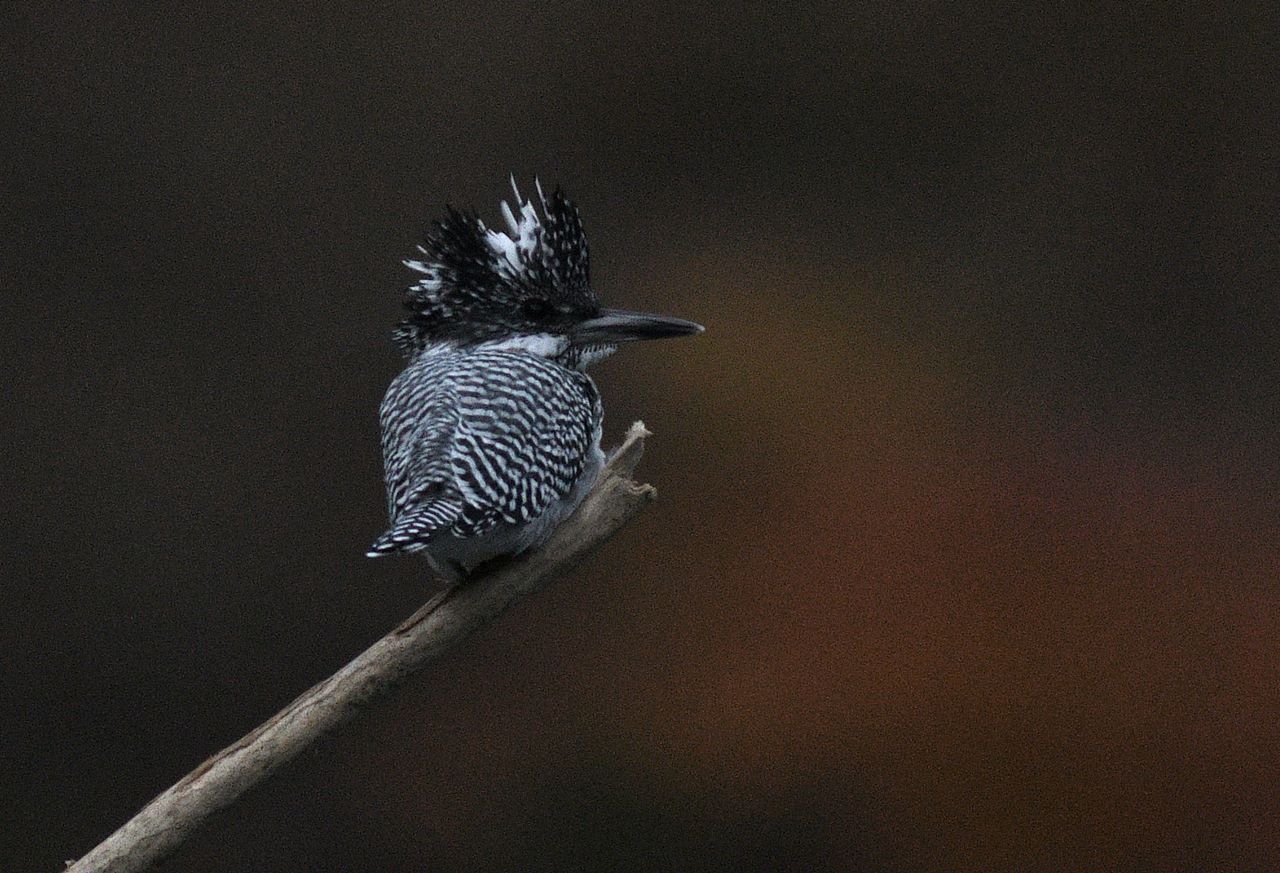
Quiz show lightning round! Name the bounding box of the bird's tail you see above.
[365,497,463,558]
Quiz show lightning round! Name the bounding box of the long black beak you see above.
[572,308,705,344]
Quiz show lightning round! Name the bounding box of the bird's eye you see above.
[521,298,552,319]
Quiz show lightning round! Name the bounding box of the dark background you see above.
[4,3,1277,871]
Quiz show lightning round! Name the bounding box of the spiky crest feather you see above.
[394,178,594,355]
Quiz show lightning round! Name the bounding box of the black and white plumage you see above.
[372,347,604,568]
[369,178,702,578]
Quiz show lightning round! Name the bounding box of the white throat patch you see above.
[477,333,569,359]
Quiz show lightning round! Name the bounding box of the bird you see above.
[367,178,703,581]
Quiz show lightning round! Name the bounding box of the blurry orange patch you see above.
[613,416,1280,868]
[591,253,1280,869]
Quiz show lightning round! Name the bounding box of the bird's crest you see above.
[394,177,594,355]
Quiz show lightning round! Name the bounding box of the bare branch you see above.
[66,421,657,873]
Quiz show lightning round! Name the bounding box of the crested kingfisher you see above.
[368,179,703,579]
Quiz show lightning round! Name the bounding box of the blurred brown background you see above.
[3,3,1277,871]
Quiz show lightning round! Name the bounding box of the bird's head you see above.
[394,178,702,367]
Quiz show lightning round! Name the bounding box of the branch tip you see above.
[606,420,650,479]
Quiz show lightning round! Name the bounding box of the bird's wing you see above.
[446,351,601,538]
[378,351,458,515]
[372,351,465,555]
